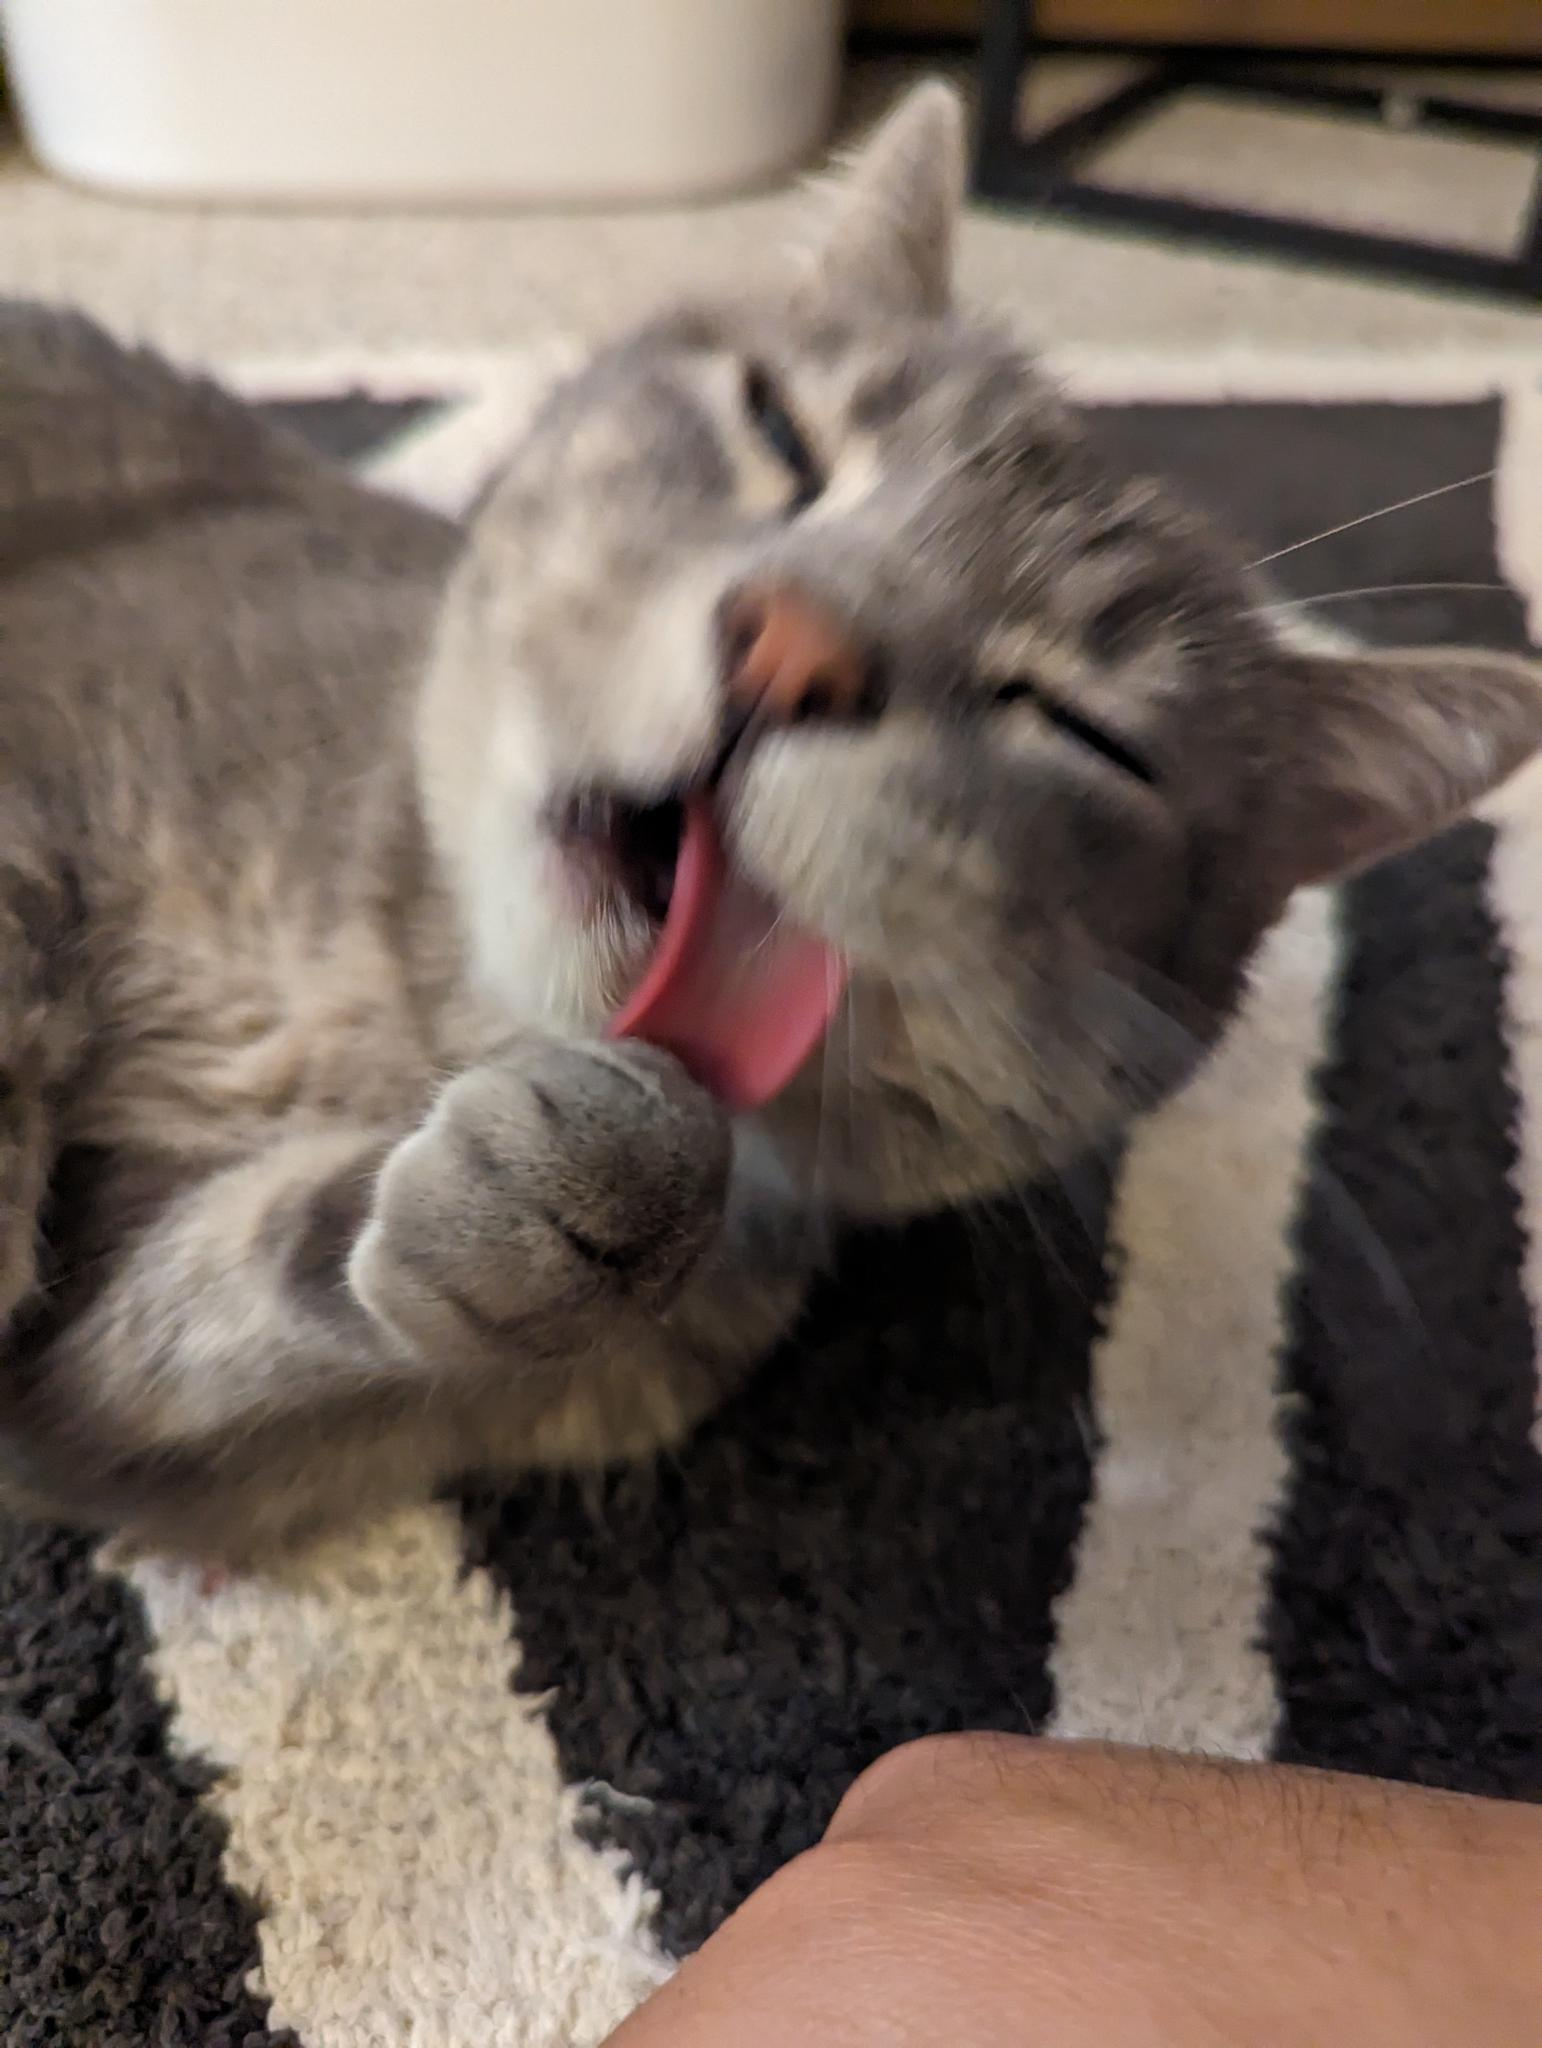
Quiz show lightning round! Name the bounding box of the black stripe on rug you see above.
[1083,396,1515,643]
[255,393,449,465]
[463,1159,1116,1957]
[0,1521,297,2048]
[1270,824,1542,1797]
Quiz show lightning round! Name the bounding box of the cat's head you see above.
[420,82,1542,1215]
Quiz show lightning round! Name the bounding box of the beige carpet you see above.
[0,56,1539,367]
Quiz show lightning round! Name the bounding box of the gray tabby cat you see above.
[3,84,1539,1565]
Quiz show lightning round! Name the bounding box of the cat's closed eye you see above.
[742,363,823,514]
[989,676,1157,787]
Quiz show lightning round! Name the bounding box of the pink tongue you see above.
[608,801,845,1110]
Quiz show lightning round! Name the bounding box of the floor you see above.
[0,56,1538,371]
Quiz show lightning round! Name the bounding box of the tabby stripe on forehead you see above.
[120,1507,672,2047]
[1268,823,1542,1795]
[0,1523,296,2046]
[1047,886,1336,1756]
[466,1157,1116,1960]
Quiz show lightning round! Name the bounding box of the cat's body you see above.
[4,85,1541,1564]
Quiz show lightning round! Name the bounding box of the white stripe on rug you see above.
[1047,885,1339,1756]
[122,1507,670,2048]
[1493,378,1542,647]
[1482,750,1542,1441]
[1485,383,1542,1434]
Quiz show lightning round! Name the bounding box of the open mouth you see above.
[558,788,686,923]
[557,784,849,1111]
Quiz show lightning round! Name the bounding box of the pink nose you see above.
[720,584,872,726]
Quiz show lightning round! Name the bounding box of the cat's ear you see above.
[1256,646,1542,890]
[795,81,965,319]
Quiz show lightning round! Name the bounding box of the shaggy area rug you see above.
[3,338,1541,2047]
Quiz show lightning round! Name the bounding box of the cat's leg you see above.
[21,1037,793,1556]
[37,1126,403,1451]
[8,1124,409,1551]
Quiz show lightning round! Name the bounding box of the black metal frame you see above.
[972,4,1542,303]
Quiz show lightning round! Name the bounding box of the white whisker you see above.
[746,902,790,964]
[1258,580,1509,613]
[1247,469,1494,571]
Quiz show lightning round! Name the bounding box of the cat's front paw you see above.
[349,1038,730,1366]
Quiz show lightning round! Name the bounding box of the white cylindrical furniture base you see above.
[0,0,842,204]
